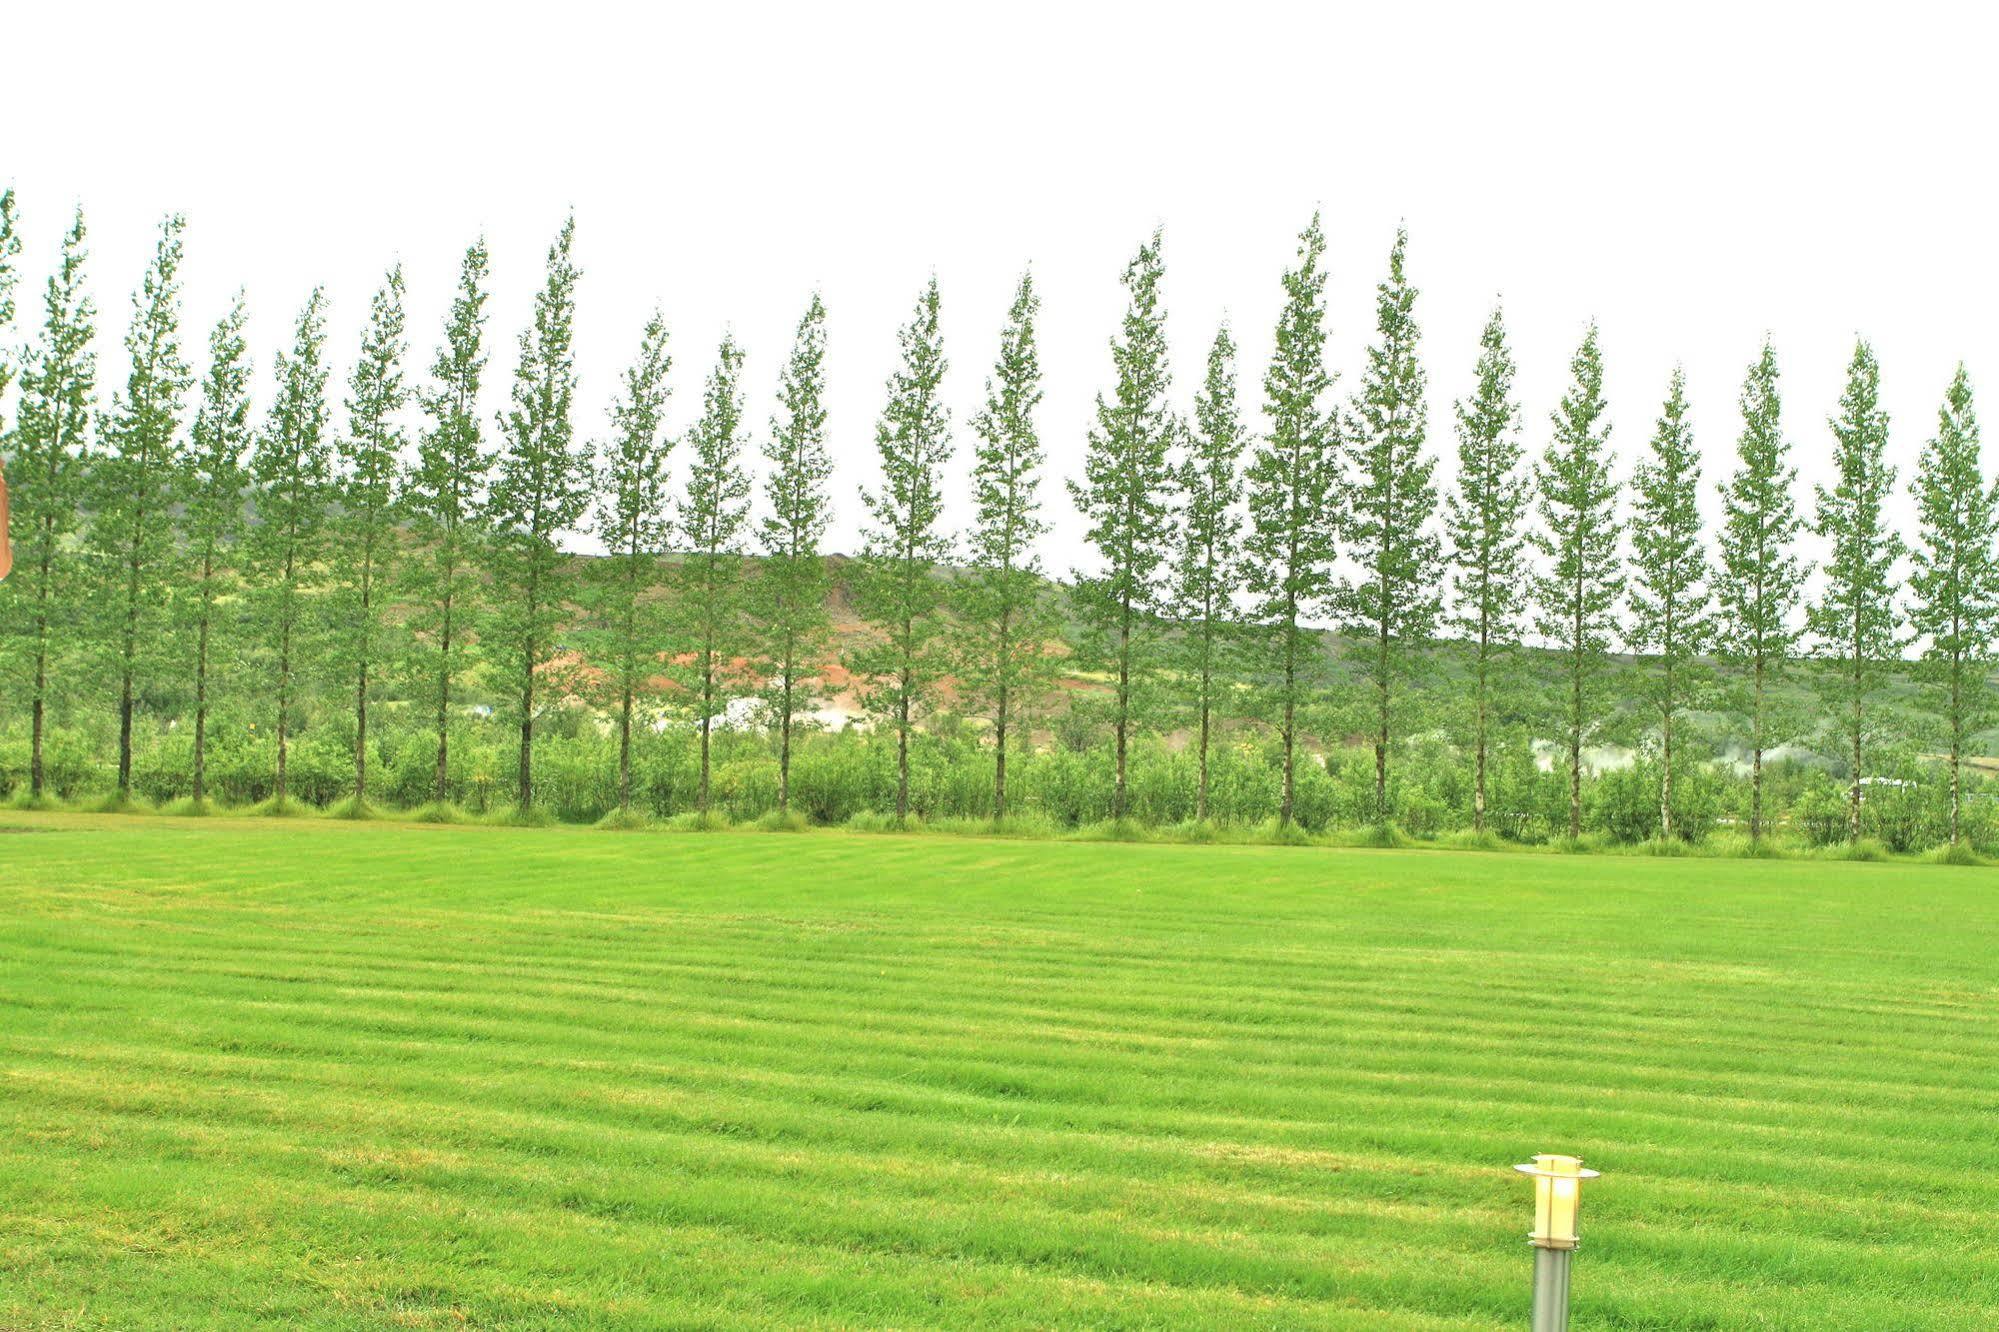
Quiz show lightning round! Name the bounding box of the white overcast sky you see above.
[8,1,1996,583]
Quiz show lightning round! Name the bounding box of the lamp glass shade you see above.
[1514,1153,1598,1250]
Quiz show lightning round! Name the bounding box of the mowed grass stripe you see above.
[2,813,1996,1328]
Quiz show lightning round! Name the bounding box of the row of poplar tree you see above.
[1,190,1994,844]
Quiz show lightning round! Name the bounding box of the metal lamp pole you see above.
[1514,1154,1599,1331]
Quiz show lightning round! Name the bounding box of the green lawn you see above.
[1,814,1994,1329]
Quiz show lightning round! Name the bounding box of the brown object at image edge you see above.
[0,460,13,581]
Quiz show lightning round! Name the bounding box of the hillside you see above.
[535,549,1996,769]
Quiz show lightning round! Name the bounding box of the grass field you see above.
[1,813,1994,1329]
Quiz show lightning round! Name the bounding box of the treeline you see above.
[1,192,1994,853]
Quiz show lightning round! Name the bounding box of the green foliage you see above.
[1444,304,1529,833]
[1171,324,1248,822]
[89,214,190,792]
[1808,340,1904,839]
[246,288,333,804]
[850,278,953,823]
[754,296,833,811]
[956,271,1054,821]
[1340,227,1439,823]
[402,239,492,807]
[1530,324,1623,839]
[0,188,19,413]
[486,218,586,810]
[175,295,253,805]
[1069,232,1177,821]
[1714,339,1807,841]
[1628,368,1713,839]
[2,208,96,798]
[675,332,753,810]
[1244,214,1336,826]
[585,309,674,810]
[328,266,409,805]
[1907,365,1996,844]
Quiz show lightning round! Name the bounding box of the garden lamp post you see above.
[1513,1153,1599,1332]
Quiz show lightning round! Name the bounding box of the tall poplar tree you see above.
[331,266,409,809]
[1530,324,1622,841]
[1715,339,1806,844]
[91,214,192,798]
[0,188,17,427]
[675,334,752,814]
[0,192,17,594]
[1071,234,1177,822]
[1808,339,1902,841]
[1244,215,1337,828]
[487,219,585,813]
[1171,325,1247,823]
[588,312,673,814]
[404,240,491,807]
[178,296,252,806]
[755,297,833,815]
[1340,228,1438,826]
[5,209,96,800]
[1444,306,1529,835]
[1907,365,1995,847]
[851,278,952,824]
[958,271,1053,822]
[247,290,333,807]
[1628,368,1712,839]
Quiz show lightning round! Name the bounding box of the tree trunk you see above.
[517,647,536,812]
[1473,623,1489,836]
[30,533,53,798]
[1113,598,1131,822]
[1374,613,1391,826]
[193,575,212,806]
[517,548,545,813]
[1847,609,1863,842]
[1567,663,1582,841]
[698,643,716,815]
[353,554,374,806]
[777,646,795,814]
[1660,706,1674,842]
[115,515,146,796]
[993,606,1012,824]
[994,682,1010,825]
[1847,660,1863,842]
[1949,651,1963,845]
[1749,655,1765,844]
[433,587,455,806]
[1569,586,1584,841]
[1279,596,1299,829]
[1195,626,1212,825]
[30,663,46,798]
[275,632,292,807]
[896,676,912,825]
[618,681,634,812]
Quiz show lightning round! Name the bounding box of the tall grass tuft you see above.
[159,796,218,818]
[751,808,809,833]
[248,795,315,819]
[1924,840,1986,867]
[485,804,554,828]
[666,810,734,833]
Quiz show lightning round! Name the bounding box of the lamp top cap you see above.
[1513,1154,1601,1180]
